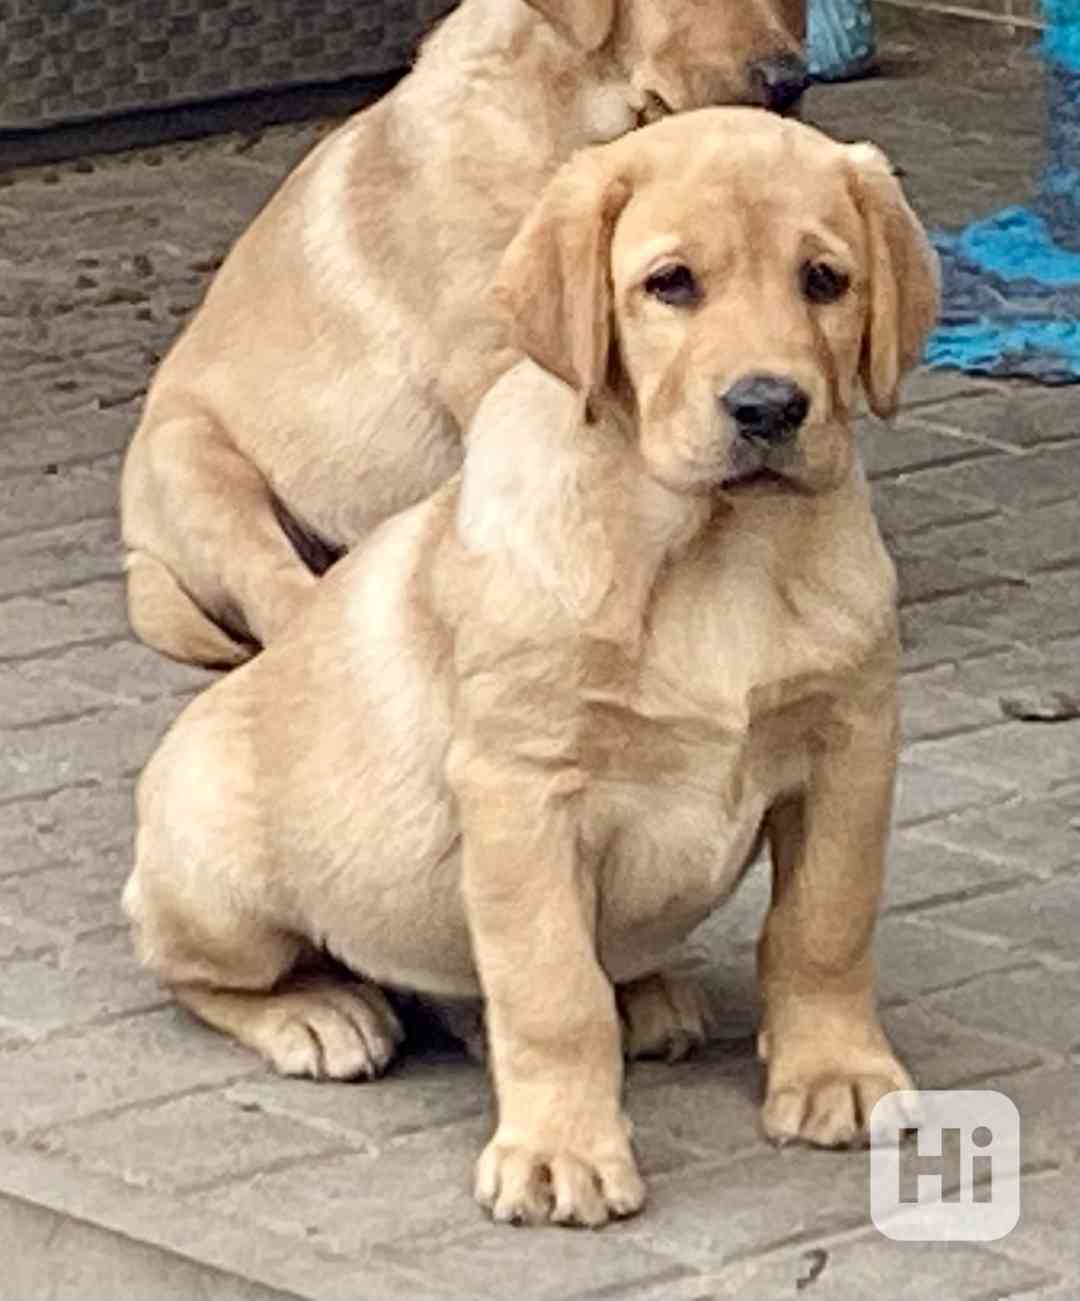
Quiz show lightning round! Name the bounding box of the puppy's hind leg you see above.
[126,857,403,1080]
[618,971,711,1063]
[175,974,405,1082]
[125,717,403,1081]
[126,862,404,1080]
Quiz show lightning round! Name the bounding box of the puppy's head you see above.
[522,0,808,117]
[495,108,940,497]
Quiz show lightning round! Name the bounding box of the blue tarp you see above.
[927,207,1080,384]
[1044,0,1080,73]
[926,11,1080,384]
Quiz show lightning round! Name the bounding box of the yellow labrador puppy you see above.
[125,108,939,1228]
[120,0,807,668]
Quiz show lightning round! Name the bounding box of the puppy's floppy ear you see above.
[494,150,631,404]
[847,143,940,419]
[519,0,615,52]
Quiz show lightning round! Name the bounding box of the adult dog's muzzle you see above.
[751,54,811,116]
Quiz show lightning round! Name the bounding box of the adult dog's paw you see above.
[475,1134,645,1228]
[618,971,710,1063]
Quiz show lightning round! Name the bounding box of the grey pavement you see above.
[2,9,1079,1299]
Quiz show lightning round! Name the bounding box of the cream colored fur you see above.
[120,0,805,665]
[125,109,940,1228]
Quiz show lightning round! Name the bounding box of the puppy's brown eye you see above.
[644,264,700,307]
[801,261,850,304]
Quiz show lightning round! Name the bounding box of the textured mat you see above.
[0,0,455,131]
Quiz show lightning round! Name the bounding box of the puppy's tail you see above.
[126,550,253,669]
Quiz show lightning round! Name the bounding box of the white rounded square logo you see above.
[869,1090,1020,1242]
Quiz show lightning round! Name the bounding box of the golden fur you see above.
[125,109,940,1228]
[120,0,805,666]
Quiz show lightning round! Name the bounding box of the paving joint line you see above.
[0,633,138,666]
[0,514,122,545]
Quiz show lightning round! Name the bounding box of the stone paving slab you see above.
[626,1237,1054,1301]
[0,1191,302,1301]
[1,8,1078,1299]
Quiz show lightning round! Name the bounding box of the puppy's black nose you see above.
[721,374,810,443]
[751,54,810,115]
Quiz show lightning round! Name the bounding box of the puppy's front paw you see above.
[475,1129,645,1228]
[763,1051,915,1148]
[618,971,710,1063]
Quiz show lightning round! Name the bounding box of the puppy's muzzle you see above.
[750,54,810,116]
[720,374,810,446]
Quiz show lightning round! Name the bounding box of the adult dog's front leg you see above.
[453,754,644,1228]
[757,673,915,1148]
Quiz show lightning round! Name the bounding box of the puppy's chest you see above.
[575,639,809,852]
[576,588,863,800]
[576,595,873,972]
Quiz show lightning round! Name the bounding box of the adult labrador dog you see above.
[120,0,807,668]
[125,108,940,1227]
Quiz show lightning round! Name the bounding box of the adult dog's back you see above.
[120,0,806,667]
